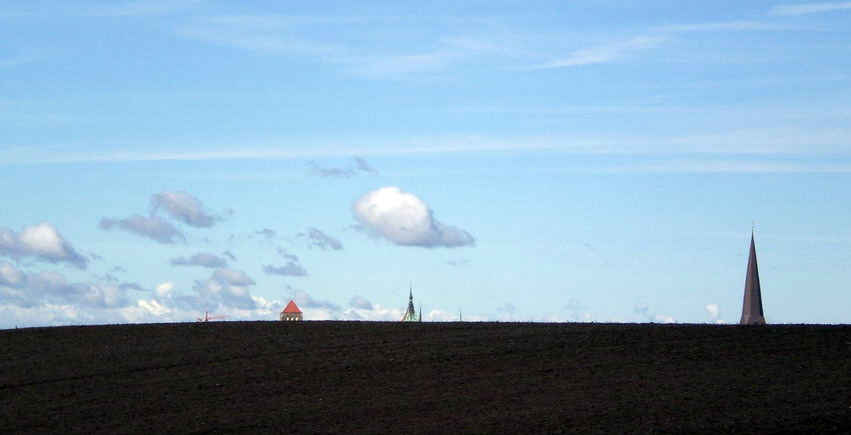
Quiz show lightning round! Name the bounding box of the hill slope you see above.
[1,322,849,433]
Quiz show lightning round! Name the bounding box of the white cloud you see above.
[341,303,403,321]
[352,186,475,248]
[531,36,668,69]
[0,263,129,309]
[298,227,344,251]
[309,157,377,179]
[0,261,25,287]
[191,268,258,310]
[633,302,676,323]
[82,0,203,17]
[652,314,676,324]
[654,20,786,33]
[426,308,459,322]
[263,262,307,277]
[99,215,185,244]
[151,190,220,228]
[138,298,172,316]
[0,223,88,268]
[170,252,227,268]
[211,268,255,286]
[705,303,725,324]
[770,2,851,15]
[349,295,373,310]
[287,287,340,311]
[154,282,176,299]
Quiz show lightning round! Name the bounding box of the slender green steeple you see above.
[402,283,418,322]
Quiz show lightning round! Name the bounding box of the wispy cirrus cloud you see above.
[176,14,528,79]
[531,18,788,70]
[309,157,377,179]
[770,2,851,15]
[81,0,203,17]
[529,36,668,69]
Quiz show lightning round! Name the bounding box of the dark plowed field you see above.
[1,322,849,433]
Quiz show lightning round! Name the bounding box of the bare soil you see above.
[1,322,849,433]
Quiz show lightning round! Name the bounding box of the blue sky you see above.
[1,1,850,327]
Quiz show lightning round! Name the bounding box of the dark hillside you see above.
[1,322,849,433]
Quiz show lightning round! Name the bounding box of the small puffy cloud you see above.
[0,223,88,269]
[263,262,307,277]
[287,287,340,311]
[118,282,144,292]
[0,261,26,287]
[342,303,403,321]
[256,228,276,238]
[138,298,172,316]
[170,252,227,268]
[299,227,343,251]
[352,186,475,248]
[633,302,675,323]
[426,309,459,322]
[277,248,299,261]
[193,268,257,310]
[309,157,378,179]
[151,190,220,228]
[99,215,185,244]
[497,303,516,315]
[154,282,176,299]
[349,295,373,310]
[705,303,725,324]
[212,268,256,286]
[565,298,594,322]
[652,314,675,324]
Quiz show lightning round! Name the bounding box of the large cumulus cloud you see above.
[352,186,474,248]
[0,223,88,268]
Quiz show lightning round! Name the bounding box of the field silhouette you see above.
[2,322,849,433]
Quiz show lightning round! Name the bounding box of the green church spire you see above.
[402,283,418,322]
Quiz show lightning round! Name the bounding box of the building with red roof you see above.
[280,300,303,321]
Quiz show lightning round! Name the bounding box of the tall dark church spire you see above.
[740,232,766,324]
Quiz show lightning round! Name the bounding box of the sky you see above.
[1,1,850,328]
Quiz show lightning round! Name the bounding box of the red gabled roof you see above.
[282,300,302,314]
